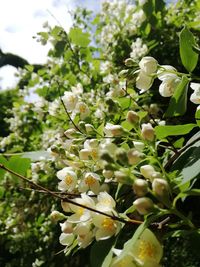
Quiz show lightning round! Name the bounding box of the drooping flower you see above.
[74,221,94,248]
[136,70,153,91]
[190,82,200,104]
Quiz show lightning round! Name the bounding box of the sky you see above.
[0,0,101,90]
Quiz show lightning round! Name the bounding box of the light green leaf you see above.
[0,155,8,181]
[165,76,189,117]
[8,156,31,182]
[179,26,199,72]
[69,27,90,47]
[155,124,196,139]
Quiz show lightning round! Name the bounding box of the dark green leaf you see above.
[90,237,116,267]
[179,26,199,72]
[165,76,189,117]
[155,124,197,139]
[195,108,200,127]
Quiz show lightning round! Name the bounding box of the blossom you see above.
[56,167,77,192]
[96,191,116,211]
[74,221,94,248]
[190,82,200,104]
[136,70,153,91]
[159,73,181,97]
[62,92,78,111]
[131,228,163,266]
[68,193,95,223]
[139,57,158,75]
[75,102,90,119]
[79,172,101,194]
[111,254,137,267]
[141,123,155,141]
[59,232,74,247]
[93,213,121,241]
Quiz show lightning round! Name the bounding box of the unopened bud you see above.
[152,178,169,197]
[85,124,95,133]
[127,149,142,165]
[114,171,131,184]
[126,111,139,124]
[124,58,138,67]
[102,170,114,179]
[133,179,148,197]
[64,128,80,138]
[140,165,156,180]
[133,197,154,215]
[119,69,129,78]
[50,211,65,222]
[141,123,155,141]
[133,141,145,151]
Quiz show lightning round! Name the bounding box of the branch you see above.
[0,163,142,225]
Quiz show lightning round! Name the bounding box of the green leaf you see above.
[143,0,154,17]
[90,237,116,267]
[195,108,200,127]
[8,156,31,182]
[155,124,197,139]
[165,76,189,117]
[69,27,90,47]
[179,26,199,72]
[172,131,200,186]
[0,155,8,181]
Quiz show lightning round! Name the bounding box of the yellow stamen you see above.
[102,218,115,231]
[64,175,73,186]
[85,175,96,186]
[138,240,156,260]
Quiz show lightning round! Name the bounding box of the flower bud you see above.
[133,179,148,197]
[152,178,169,197]
[102,170,114,179]
[126,110,139,124]
[141,123,155,141]
[124,58,138,67]
[85,124,95,133]
[50,211,65,222]
[114,171,130,184]
[127,149,142,165]
[133,141,145,151]
[118,69,129,78]
[133,197,154,215]
[64,128,80,139]
[140,165,156,180]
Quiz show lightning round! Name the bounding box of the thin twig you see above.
[0,163,142,225]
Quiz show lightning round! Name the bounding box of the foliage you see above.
[1,0,200,266]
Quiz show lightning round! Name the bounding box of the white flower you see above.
[60,221,73,234]
[56,167,77,192]
[141,123,155,141]
[136,71,153,91]
[75,102,90,119]
[79,172,101,194]
[74,221,94,248]
[131,228,163,266]
[59,232,74,246]
[93,213,121,241]
[68,193,95,223]
[139,57,158,75]
[159,74,181,97]
[190,82,200,104]
[111,254,137,267]
[96,191,116,211]
[62,92,78,111]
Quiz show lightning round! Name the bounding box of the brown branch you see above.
[0,163,142,225]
